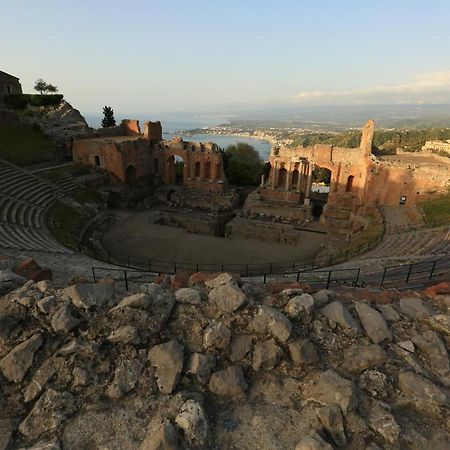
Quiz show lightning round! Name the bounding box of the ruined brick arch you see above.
[194,161,201,178]
[125,164,137,185]
[153,158,159,174]
[204,161,211,179]
[291,168,299,187]
[346,175,354,192]
[278,167,287,188]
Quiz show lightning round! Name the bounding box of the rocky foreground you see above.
[0,268,449,450]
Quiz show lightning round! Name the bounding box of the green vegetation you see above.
[313,167,331,184]
[74,187,103,204]
[224,142,263,186]
[419,195,450,227]
[4,94,63,109]
[34,78,58,95]
[47,201,83,247]
[0,124,57,165]
[101,106,116,128]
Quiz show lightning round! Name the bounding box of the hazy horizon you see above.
[3,0,450,121]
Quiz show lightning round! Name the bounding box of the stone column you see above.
[304,163,314,206]
[260,174,265,187]
[272,161,278,190]
[285,161,292,191]
[296,162,303,193]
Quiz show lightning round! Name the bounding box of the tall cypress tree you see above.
[101,106,116,128]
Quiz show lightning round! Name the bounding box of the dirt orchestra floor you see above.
[102,211,327,266]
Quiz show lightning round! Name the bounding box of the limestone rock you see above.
[0,314,18,341]
[317,405,346,447]
[19,388,76,440]
[113,292,151,310]
[203,322,231,350]
[175,287,201,305]
[307,369,356,415]
[205,273,237,289]
[343,344,387,372]
[367,402,400,444]
[295,433,333,450]
[24,356,64,402]
[398,340,415,352]
[284,293,314,318]
[175,400,208,447]
[108,325,140,345]
[319,301,361,336]
[208,366,248,397]
[398,371,447,406]
[187,352,216,384]
[19,438,61,450]
[0,269,27,295]
[229,335,253,362]
[0,418,13,450]
[65,283,113,309]
[252,305,292,342]
[58,337,98,356]
[421,314,450,335]
[148,340,184,394]
[208,283,247,313]
[73,367,91,387]
[377,304,400,323]
[355,302,392,343]
[312,289,335,307]
[399,297,433,319]
[107,358,143,398]
[34,280,52,293]
[358,370,390,400]
[140,418,179,450]
[37,295,56,314]
[412,330,450,378]
[0,333,43,382]
[288,339,318,365]
[252,339,283,371]
[51,304,80,332]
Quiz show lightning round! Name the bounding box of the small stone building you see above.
[0,70,23,101]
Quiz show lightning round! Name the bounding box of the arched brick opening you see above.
[125,164,137,185]
[278,167,287,188]
[346,175,354,192]
[291,169,299,187]
[194,161,201,178]
[204,161,211,179]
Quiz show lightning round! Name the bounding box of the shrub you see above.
[4,94,63,109]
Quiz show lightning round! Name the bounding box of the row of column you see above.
[262,160,314,205]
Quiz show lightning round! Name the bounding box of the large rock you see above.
[377,304,400,323]
[367,402,400,444]
[358,370,390,400]
[317,405,346,447]
[399,297,433,319]
[0,333,43,382]
[65,283,113,309]
[208,366,248,397]
[343,344,387,372]
[412,331,450,378]
[0,314,18,341]
[19,438,61,450]
[140,418,179,450]
[421,314,450,335]
[107,358,143,398]
[0,269,27,295]
[175,288,201,305]
[252,305,292,342]
[208,283,247,313]
[355,302,392,343]
[320,301,361,336]
[107,325,140,345]
[252,339,283,371]
[175,400,208,447]
[24,357,64,402]
[187,352,216,384]
[295,433,333,450]
[307,369,356,415]
[229,335,253,362]
[203,322,231,350]
[284,293,315,318]
[288,339,318,365]
[19,388,76,440]
[398,372,447,406]
[51,304,80,332]
[113,292,151,310]
[205,273,238,289]
[312,289,335,307]
[148,340,184,394]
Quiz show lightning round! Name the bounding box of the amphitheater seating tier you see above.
[0,159,77,254]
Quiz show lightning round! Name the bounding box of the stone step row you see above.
[0,221,67,253]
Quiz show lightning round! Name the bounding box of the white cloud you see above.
[293,70,450,104]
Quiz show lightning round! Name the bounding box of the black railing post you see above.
[405,264,413,284]
[91,267,96,283]
[380,267,387,289]
[429,260,437,280]
[196,263,199,272]
[326,270,332,289]
[173,262,176,274]
[354,268,360,288]
[124,270,129,290]
[263,273,267,284]
[296,271,300,282]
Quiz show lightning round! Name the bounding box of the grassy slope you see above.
[419,195,450,227]
[0,124,57,166]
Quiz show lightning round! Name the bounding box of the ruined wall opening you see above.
[125,164,137,185]
[311,166,331,220]
[94,155,100,167]
[291,169,299,187]
[194,161,201,178]
[346,175,354,192]
[154,158,159,174]
[175,155,185,185]
[204,161,211,179]
[278,167,287,188]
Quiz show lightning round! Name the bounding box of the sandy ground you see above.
[102,211,326,266]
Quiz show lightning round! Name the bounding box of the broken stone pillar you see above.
[285,161,292,191]
[304,163,314,206]
[296,163,303,193]
[260,174,265,187]
[360,119,375,155]
[272,161,278,190]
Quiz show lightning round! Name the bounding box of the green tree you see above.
[46,84,58,93]
[34,79,47,95]
[224,142,263,186]
[101,106,116,128]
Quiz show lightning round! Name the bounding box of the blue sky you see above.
[2,0,450,116]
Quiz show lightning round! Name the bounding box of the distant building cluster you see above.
[422,140,450,153]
